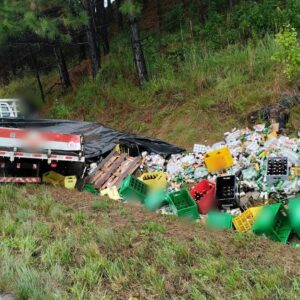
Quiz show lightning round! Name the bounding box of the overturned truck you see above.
[0,127,85,183]
[0,118,183,186]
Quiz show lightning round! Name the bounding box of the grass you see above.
[0,13,299,299]
[0,33,295,150]
[0,185,300,299]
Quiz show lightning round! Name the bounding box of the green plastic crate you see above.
[207,211,233,229]
[144,189,168,212]
[119,175,148,203]
[268,217,292,243]
[253,203,292,243]
[288,197,300,238]
[167,189,199,220]
[84,184,99,195]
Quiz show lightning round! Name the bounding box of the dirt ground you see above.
[46,187,300,277]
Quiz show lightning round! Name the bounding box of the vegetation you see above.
[272,26,300,79]
[1,185,300,299]
[0,1,299,148]
[1,1,300,298]
[1,0,299,91]
[0,33,287,147]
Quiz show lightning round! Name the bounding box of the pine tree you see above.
[116,0,124,30]
[120,0,148,85]
[82,0,101,78]
[95,0,110,55]
[0,0,106,93]
[23,0,87,90]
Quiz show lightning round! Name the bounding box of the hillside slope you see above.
[1,35,298,149]
[1,185,300,299]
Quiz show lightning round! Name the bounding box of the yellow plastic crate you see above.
[233,206,263,233]
[139,171,167,190]
[42,171,77,189]
[100,187,121,201]
[204,147,234,173]
[248,206,263,218]
[291,167,300,177]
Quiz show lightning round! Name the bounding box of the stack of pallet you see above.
[86,151,141,190]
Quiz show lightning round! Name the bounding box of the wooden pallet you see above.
[87,151,141,190]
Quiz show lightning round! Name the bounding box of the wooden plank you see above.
[90,171,104,184]
[101,154,119,171]
[115,158,141,187]
[103,158,139,189]
[103,162,128,188]
[109,157,141,188]
[91,155,119,183]
[94,153,128,188]
[86,150,116,182]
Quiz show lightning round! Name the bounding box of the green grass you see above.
[0,33,292,149]
[0,185,300,299]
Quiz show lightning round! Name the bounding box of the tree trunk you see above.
[53,44,71,91]
[28,45,45,103]
[78,33,87,61]
[99,0,110,55]
[8,46,17,76]
[84,0,101,78]
[198,1,205,24]
[128,15,148,85]
[116,0,123,29]
[156,0,162,35]
[107,0,113,21]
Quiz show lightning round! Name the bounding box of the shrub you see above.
[272,25,300,79]
[50,99,71,119]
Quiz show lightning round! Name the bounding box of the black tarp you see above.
[0,118,184,159]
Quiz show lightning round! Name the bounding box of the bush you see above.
[50,99,71,119]
[201,0,300,48]
[272,26,300,79]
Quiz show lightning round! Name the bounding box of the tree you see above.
[155,0,162,36]
[0,0,84,94]
[0,1,46,100]
[120,0,148,85]
[53,42,71,90]
[107,0,113,21]
[116,0,124,30]
[82,0,101,78]
[24,1,88,90]
[95,0,110,55]
[28,44,45,103]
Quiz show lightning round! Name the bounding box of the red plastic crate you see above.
[190,180,216,214]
